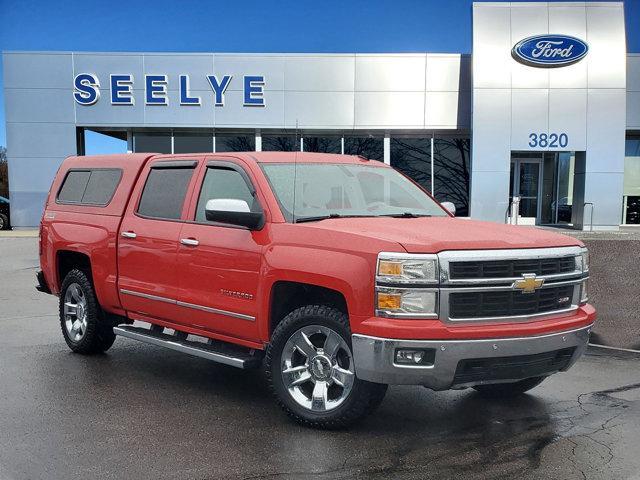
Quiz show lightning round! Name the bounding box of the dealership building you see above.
[2,1,639,229]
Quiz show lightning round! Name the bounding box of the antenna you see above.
[292,119,299,223]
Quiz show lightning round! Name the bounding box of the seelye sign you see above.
[511,34,589,68]
[73,73,266,107]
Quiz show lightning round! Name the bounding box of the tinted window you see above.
[195,168,256,222]
[58,171,91,203]
[137,166,194,219]
[57,169,122,205]
[82,170,123,204]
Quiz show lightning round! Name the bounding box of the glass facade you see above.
[390,137,432,193]
[216,134,255,152]
[433,137,471,217]
[133,132,172,154]
[623,137,640,224]
[390,136,471,216]
[104,128,475,217]
[344,136,383,161]
[262,135,300,152]
[174,132,213,154]
[303,137,341,153]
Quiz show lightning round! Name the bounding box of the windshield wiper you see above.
[380,212,432,218]
[295,213,375,223]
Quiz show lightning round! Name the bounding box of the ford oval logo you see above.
[512,34,588,68]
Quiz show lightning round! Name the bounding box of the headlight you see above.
[581,248,589,272]
[575,248,589,272]
[376,287,438,318]
[580,280,588,304]
[377,253,439,285]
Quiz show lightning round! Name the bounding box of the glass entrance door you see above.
[540,152,575,226]
[509,157,542,225]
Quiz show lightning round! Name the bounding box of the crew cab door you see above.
[117,158,200,323]
[176,159,267,341]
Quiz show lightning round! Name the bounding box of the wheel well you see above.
[269,281,348,335]
[57,250,91,286]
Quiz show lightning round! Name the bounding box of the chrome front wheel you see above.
[281,325,355,412]
[266,305,387,429]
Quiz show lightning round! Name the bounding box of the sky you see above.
[1,0,639,151]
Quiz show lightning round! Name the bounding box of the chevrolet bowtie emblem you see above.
[513,273,544,293]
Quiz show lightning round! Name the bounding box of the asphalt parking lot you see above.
[1,235,639,480]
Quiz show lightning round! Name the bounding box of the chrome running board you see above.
[113,325,261,369]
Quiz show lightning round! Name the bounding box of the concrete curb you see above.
[0,230,39,238]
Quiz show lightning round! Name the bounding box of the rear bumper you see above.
[351,324,592,389]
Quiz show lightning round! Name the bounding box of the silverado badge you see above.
[513,273,544,294]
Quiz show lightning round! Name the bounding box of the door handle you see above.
[121,231,137,239]
[180,238,199,247]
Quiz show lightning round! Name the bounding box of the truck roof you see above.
[244,152,378,165]
[63,152,382,167]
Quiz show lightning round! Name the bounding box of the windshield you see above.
[261,163,448,222]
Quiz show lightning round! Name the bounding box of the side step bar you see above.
[113,325,262,369]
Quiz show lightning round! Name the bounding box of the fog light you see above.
[394,348,435,366]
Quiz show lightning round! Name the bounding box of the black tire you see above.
[472,376,546,398]
[0,213,8,230]
[59,268,116,354]
[265,305,388,429]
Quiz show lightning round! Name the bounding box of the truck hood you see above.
[304,217,581,253]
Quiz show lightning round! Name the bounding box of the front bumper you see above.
[352,324,592,389]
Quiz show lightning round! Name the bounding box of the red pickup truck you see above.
[37,152,594,428]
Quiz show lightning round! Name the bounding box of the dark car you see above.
[0,196,11,230]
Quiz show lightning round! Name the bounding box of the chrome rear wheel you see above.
[59,269,116,354]
[63,283,88,342]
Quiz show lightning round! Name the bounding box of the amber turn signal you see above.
[377,293,402,310]
[378,260,403,276]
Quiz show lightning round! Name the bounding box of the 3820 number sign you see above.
[528,132,568,148]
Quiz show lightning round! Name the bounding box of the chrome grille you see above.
[449,284,575,319]
[449,256,576,279]
[435,246,587,323]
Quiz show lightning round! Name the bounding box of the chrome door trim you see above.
[120,288,175,304]
[119,289,255,322]
[121,231,137,239]
[176,300,255,322]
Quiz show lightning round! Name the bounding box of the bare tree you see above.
[390,137,471,216]
[216,135,256,152]
[262,135,299,152]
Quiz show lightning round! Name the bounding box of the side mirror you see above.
[441,201,456,216]
[205,198,264,230]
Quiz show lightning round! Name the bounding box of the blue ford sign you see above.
[512,34,588,68]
